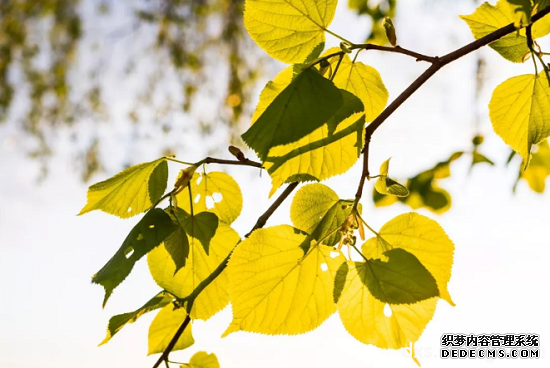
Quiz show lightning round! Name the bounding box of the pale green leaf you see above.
[79,158,168,218]
[93,209,177,307]
[489,72,550,163]
[176,171,243,224]
[460,0,550,63]
[224,225,346,336]
[148,305,194,355]
[290,183,340,234]
[244,0,337,64]
[374,158,409,197]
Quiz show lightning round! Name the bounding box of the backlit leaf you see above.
[93,209,177,307]
[359,248,439,305]
[362,213,455,305]
[460,0,550,63]
[337,260,438,349]
[176,171,242,224]
[224,225,346,336]
[189,351,220,368]
[148,304,194,355]
[242,68,345,161]
[489,72,550,163]
[100,291,173,345]
[148,224,239,320]
[519,139,550,192]
[244,0,337,64]
[79,158,168,218]
[374,158,409,197]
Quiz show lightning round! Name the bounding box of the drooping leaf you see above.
[359,248,439,305]
[188,351,221,368]
[518,139,550,192]
[100,291,173,345]
[362,213,455,305]
[460,0,550,63]
[79,158,168,218]
[374,158,409,197]
[148,304,194,355]
[327,49,389,122]
[337,260,438,349]
[173,208,219,255]
[93,209,177,307]
[250,66,366,195]
[176,171,243,224]
[489,72,550,164]
[242,68,345,161]
[224,225,346,336]
[148,224,239,320]
[243,0,338,64]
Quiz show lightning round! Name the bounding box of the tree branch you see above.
[153,181,299,367]
[351,44,437,63]
[354,6,550,206]
[198,156,263,168]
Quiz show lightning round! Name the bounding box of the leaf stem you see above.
[166,157,195,166]
[323,27,354,45]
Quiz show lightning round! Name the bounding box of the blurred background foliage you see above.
[0,0,395,181]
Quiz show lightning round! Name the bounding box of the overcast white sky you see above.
[1,1,549,367]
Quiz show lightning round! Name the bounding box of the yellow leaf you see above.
[374,158,409,197]
[337,260,438,349]
[148,305,194,355]
[362,212,455,305]
[460,0,550,63]
[176,171,243,224]
[489,72,550,163]
[290,183,340,234]
[147,224,239,320]
[521,139,550,192]
[329,50,389,122]
[224,225,346,336]
[79,158,168,218]
[189,351,220,368]
[244,0,337,63]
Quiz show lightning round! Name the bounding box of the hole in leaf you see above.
[330,251,340,259]
[320,263,328,272]
[383,304,392,318]
[149,225,155,229]
[212,192,223,203]
[136,233,144,241]
[194,194,201,204]
[125,246,134,259]
[128,207,132,212]
[205,196,215,209]
[196,176,202,185]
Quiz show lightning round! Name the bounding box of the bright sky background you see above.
[1,1,549,367]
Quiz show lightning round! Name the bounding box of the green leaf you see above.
[148,304,194,355]
[173,208,219,255]
[489,72,550,164]
[460,0,550,63]
[472,151,495,167]
[244,0,338,64]
[148,224,240,320]
[333,261,349,304]
[188,351,220,368]
[176,171,243,225]
[164,211,191,274]
[92,209,177,307]
[100,291,173,345]
[374,158,409,197]
[359,248,439,305]
[242,68,344,161]
[79,158,168,218]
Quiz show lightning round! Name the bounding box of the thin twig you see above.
[353,5,550,206]
[351,44,437,63]
[198,156,263,168]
